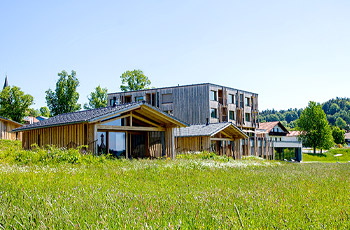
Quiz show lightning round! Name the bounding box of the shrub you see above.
[0,140,107,165]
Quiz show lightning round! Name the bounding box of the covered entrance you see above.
[94,103,185,158]
[175,123,249,159]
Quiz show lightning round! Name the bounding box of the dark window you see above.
[245,113,251,122]
[210,91,217,101]
[240,94,244,107]
[229,94,234,104]
[229,111,235,120]
[245,97,251,106]
[211,108,217,118]
[162,93,173,104]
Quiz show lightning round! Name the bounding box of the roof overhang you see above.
[0,116,23,127]
[90,104,187,128]
[211,123,249,139]
[12,103,188,132]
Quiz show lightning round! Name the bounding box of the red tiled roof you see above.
[259,121,289,134]
[287,130,301,137]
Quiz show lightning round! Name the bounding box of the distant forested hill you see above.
[259,97,350,130]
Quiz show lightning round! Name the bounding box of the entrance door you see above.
[130,133,147,158]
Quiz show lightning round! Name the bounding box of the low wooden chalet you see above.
[0,116,22,140]
[12,102,187,158]
[175,122,248,159]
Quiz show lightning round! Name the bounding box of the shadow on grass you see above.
[304,153,327,157]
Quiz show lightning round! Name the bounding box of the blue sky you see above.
[0,0,349,111]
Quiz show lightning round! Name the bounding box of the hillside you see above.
[259,97,350,130]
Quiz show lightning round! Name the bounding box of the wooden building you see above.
[257,122,302,161]
[175,122,249,159]
[107,83,259,131]
[12,102,187,158]
[0,116,22,140]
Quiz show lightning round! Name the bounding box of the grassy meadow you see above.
[303,148,350,163]
[0,140,349,229]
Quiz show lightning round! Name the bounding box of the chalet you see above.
[175,122,249,159]
[258,122,302,161]
[0,116,22,140]
[12,102,187,158]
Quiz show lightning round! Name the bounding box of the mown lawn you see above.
[0,140,349,229]
[303,148,350,162]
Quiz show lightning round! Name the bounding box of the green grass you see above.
[0,140,350,228]
[303,148,350,162]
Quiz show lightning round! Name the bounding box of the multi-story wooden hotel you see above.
[107,83,259,132]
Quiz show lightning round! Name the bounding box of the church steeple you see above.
[3,76,8,89]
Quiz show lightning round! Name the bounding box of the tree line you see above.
[260,98,350,149]
[0,69,151,123]
[260,97,350,131]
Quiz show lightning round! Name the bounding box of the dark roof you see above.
[258,121,289,134]
[13,102,187,132]
[108,83,258,96]
[175,122,248,138]
[0,116,22,126]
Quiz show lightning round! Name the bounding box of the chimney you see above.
[206,118,210,126]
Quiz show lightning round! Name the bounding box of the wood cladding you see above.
[0,119,22,140]
[21,123,94,151]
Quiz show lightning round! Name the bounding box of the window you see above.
[229,111,235,120]
[229,94,234,104]
[162,93,173,104]
[103,118,125,126]
[210,91,217,101]
[108,132,126,158]
[245,97,251,106]
[245,113,251,122]
[110,97,119,106]
[97,132,107,155]
[211,108,217,118]
[135,96,144,102]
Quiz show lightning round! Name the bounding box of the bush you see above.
[0,140,108,165]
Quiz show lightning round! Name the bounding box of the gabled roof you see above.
[13,102,187,132]
[0,116,22,127]
[259,121,289,134]
[175,122,248,139]
[287,130,301,137]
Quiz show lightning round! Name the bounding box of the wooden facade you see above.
[0,117,22,140]
[107,83,259,129]
[17,103,186,158]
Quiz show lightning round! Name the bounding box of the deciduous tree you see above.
[0,86,33,122]
[84,86,108,110]
[332,126,345,145]
[40,106,50,117]
[120,70,151,92]
[46,70,81,116]
[297,101,334,154]
[335,117,347,129]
